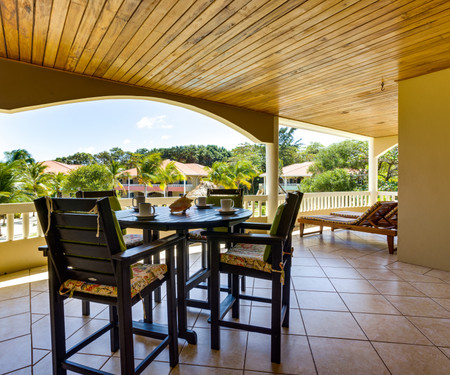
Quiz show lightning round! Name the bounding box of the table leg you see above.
[176,229,197,344]
[142,230,153,323]
[151,230,162,303]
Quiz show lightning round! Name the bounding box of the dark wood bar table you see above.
[116,205,252,344]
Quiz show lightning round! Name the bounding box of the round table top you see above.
[116,205,252,231]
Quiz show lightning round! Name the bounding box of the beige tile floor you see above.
[1,229,450,374]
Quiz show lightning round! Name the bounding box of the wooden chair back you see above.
[275,192,302,240]
[206,188,244,208]
[34,197,122,287]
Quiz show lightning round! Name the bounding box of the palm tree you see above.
[21,161,51,199]
[48,172,66,197]
[4,149,35,164]
[207,162,234,188]
[136,153,162,197]
[231,160,260,191]
[207,161,259,191]
[0,162,28,235]
[156,161,185,197]
[108,160,125,194]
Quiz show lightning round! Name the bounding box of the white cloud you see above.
[161,135,170,140]
[123,139,131,145]
[137,115,171,129]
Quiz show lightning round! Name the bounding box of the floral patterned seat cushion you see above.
[60,263,167,298]
[220,243,273,273]
[123,233,144,248]
[221,243,284,283]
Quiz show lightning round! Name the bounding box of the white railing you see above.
[377,191,398,201]
[0,191,397,242]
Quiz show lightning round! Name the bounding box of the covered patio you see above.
[1,1,450,373]
[1,232,449,374]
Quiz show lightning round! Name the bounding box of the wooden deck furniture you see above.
[75,190,147,316]
[116,205,253,345]
[208,192,303,363]
[188,188,246,296]
[330,206,398,228]
[298,201,398,254]
[34,197,180,374]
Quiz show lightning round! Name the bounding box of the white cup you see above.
[139,202,155,216]
[220,199,234,211]
[132,196,145,208]
[195,197,207,206]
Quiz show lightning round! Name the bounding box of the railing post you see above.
[23,213,30,239]
[6,213,14,241]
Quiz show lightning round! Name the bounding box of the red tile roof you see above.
[260,162,313,177]
[42,160,81,175]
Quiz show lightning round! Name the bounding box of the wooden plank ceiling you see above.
[1,0,450,137]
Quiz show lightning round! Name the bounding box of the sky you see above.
[0,99,347,162]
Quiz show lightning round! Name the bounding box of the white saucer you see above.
[134,213,157,220]
[216,208,237,215]
[196,204,214,209]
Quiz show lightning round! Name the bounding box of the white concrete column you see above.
[368,138,378,205]
[266,117,279,222]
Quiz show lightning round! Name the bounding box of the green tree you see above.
[48,172,66,197]
[310,140,368,174]
[279,127,303,167]
[0,162,29,235]
[207,162,234,188]
[229,143,265,172]
[63,164,113,192]
[107,160,125,193]
[378,146,398,190]
[136,153,162,196]
[230,160,260,191]
[299,142,324,162]
[21,161,52,199]
[300,169,356,192]
[4,149,35,164]
[94,151,112,165]
[206,161,259,191]
[156,161,185,197]
[56,152,95,165]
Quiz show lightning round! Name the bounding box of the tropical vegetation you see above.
[0,128,399,208]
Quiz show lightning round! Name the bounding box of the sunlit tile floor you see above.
[1,230,450,374]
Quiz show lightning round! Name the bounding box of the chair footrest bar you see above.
[218,320,272,335]
[186,298,209,309]
[186,269,210,291]
[64,359,111,375]
[220,294,236,320]
[66,322,113,358]
[239,294,271,304]
[135,337,170,375]
[133,321,169,340]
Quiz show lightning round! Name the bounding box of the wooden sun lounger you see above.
[330,206,398,227]
[298,201,398,254]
